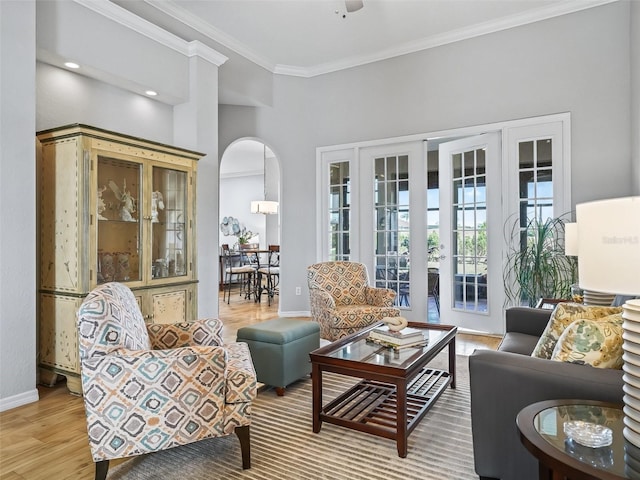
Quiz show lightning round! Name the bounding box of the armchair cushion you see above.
[550,313,624,369]
[147,318,223,349]
[334,305,402,329]
[531,303,622,359]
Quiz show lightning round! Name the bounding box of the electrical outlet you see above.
[295,286,301,295]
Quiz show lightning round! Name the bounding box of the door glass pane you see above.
[537,139,552,168]
[328,161,350,260]
[451,147,487,313]
[374,154,410,308]
[97,156,142,284]
[518,137,553,224]
[152,167,187,279]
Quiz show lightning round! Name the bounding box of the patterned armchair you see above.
[77,282,256,480]
[307,261,400,340]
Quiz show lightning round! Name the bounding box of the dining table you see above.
[218,248,271,301]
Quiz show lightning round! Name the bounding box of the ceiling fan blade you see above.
[345,0,363,13]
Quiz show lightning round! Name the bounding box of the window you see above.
[451,147,488,312]
[374,155,410,307]
[518,138,553,226]
[329,161,350,261]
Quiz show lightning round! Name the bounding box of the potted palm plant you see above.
[503,215,578,307]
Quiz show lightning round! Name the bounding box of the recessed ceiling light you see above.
[145,90,158,96]
[64,62,80,69]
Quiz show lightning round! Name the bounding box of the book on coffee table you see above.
[368,326,427,347]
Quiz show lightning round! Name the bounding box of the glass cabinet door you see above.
[151,166,188,279]
[96,156,142,284]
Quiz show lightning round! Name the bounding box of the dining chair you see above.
[221,244,256,303]
[257,245,279,306]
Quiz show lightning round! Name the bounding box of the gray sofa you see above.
[469,306,624,480]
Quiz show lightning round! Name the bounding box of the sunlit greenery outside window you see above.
[452,148,487,312]
[374,155,410,307]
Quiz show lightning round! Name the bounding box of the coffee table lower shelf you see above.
[320,367,451,442]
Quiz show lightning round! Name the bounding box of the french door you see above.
[359,142,427,322]
[438,133,503,333]
[317,114,570,335]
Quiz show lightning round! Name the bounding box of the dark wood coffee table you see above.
[309,322,457,457]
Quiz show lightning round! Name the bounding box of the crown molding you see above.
[272,64,310,78]
[144,0,276,72]
[275,0,619,78]
[73,0,226,64]
[95,0,617,79]
[188,41,228,67]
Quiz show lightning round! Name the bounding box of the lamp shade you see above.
[576,196,640,295]
[564,222,578,256]
[251,200,278,215]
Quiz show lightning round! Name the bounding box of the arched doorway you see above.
[219,138,280,251]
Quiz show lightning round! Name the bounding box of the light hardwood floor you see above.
[0,291,500,479]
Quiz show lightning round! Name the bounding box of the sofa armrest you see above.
[505,307,553,337]
[469,349,623,480]
[224,342,257,404]
[364,286,397,307]
[309,288,336,312]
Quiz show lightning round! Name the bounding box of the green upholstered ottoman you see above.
[236,318,320,396]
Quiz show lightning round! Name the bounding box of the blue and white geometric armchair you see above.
[77,282,256,480]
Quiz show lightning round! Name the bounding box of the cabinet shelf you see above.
[98,219,139,224]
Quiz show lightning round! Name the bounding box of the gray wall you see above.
[0,1,38,409]
[220,0,635,313]
[1,0,637,408]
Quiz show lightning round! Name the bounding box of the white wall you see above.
[37,63,174,141]
[0,0,38,410]
[219,1,634,314]
[219,174,265,247]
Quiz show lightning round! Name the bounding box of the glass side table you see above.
[516,399,640,480]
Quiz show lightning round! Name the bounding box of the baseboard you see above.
[277,310,311,318]
[0,388,39,412]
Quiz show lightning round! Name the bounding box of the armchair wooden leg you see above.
[235,425,251,469]
[95,460,109,480]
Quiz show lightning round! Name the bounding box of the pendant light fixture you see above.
[251,144,279,215]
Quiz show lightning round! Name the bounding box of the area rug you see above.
[108,354,475,479]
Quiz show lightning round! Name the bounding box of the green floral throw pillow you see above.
[550,313,624,369]
[531,303,623,359]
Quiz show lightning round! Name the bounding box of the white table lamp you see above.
[575,196,640,449]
